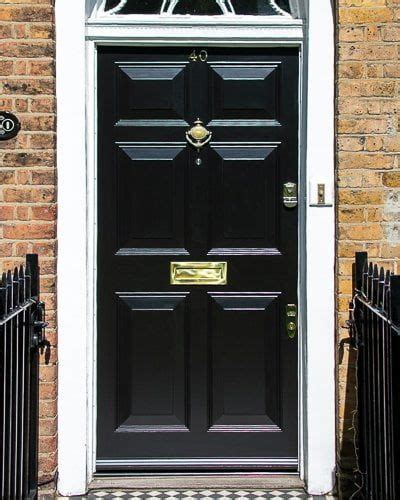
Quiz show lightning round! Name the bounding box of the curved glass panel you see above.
[104,0,292,16]
[105,0,160,14]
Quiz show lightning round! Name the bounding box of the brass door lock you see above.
[283,182,298,208]
[286,304,297,339]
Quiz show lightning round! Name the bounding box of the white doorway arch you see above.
[56,0,335,495]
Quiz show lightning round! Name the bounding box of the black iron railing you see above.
[0,254,46,500]
[349,252,400,499]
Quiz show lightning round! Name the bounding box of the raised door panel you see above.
[208,293,281,432]
[208,144,280,255]
[116,144,189,255]
[209,63,281,125]
[116,63,189,125]
[116,293,189,433]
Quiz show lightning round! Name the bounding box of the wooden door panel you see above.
[116,63,189,125]
[116,293,189,433]
[97,47,299,469]
[116,144,188,255]
[208,145,279,255]
[209,63,281,124]
[208,293,281,433]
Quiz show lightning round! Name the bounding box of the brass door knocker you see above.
[186,119,212,153]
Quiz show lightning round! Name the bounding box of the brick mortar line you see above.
[0,129,56,132]
[0,238,57,241]
[338,113,399,116]
[338,38,400,40]
[0,37,54,40]
[1,74,55,78]
[0,40,54,44]
[0,93,55,97]
[0,202,58,204]
[0,56,54,59]
[0,142,55,144]
[338,76,398,80]
[0,154,57,156]
[0,4,53,7]
[0,20,53,22]
[337,96,400,99]
[337,132,400,134]
[0,187,57,190]
[0,203,57,206]
[340,257,400,262]
[0,148,56,151]
[0,112,55,115]
[0,75,55,78]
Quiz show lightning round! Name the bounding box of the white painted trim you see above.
[57,0,336,496]
[56,0,88,496]
[86,39,98,484]
[86,22,304,45]
[304,0,336,494]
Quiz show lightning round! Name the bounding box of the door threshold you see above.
[89,473,304,490]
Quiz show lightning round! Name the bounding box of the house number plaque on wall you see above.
[0,112,21,141]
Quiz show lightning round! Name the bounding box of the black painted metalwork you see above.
[104,0,292,16]
[0,254,46,500]
[0,112,21,141]
[350,252,400,499]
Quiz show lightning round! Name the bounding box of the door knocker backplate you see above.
[186,119,212,152]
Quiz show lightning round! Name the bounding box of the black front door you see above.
[97,47,299,471]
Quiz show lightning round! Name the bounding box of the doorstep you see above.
[54,489,336,499]
[89,475,305,491]
[50,475,336,499]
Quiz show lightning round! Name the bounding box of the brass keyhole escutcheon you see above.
[186,118,212,152]
[286,304,297,339]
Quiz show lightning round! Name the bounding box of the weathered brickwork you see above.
[0,0,56,486]
[337,0,400,495]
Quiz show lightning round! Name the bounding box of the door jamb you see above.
[56,0,335,495]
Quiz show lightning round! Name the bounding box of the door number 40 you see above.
[189,49,208,62]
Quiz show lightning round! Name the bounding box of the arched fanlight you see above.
[268,0,292,16]
[98,0,293,17]
[103,0,128,14]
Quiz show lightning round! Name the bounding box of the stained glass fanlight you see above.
[100,0,293,16]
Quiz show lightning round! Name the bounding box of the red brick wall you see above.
[336,0,400,495]
[0,0,56,486]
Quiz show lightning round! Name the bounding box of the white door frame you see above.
[56,0,335,495]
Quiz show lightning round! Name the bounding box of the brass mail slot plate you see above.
[170,262,227,285]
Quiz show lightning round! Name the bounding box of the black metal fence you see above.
[350,251,400,499]
[0,254,46,500]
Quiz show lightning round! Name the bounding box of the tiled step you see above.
[57,490,336,499]
[89,476,304,491]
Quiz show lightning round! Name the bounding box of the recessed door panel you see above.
[208,145,279,255]
[98,47,299,470]
[209,63,280,124]
[116,144,188,255]
[116,293,189,433]
[208,293,281,432]
[116,63,188,124]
